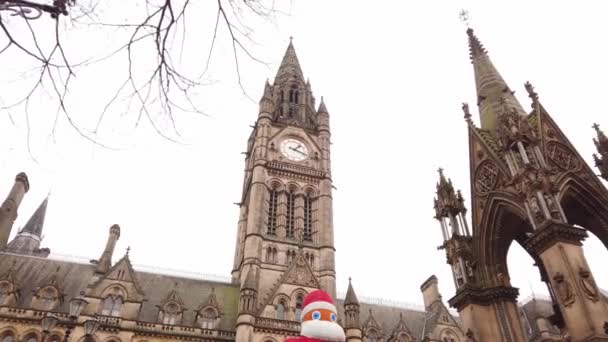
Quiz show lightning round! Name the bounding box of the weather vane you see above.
[459,9,471,27]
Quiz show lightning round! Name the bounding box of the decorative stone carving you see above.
[474,160,499,194]
[578,267,600,302]
[553,272,575,307]
[546,142,579,171]
[465,329,477,342]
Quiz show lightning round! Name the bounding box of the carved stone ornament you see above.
[495,104,536,148]
[465,329,476,342]
[578,267,600,302]
[553,272,575,307]
[474,160,499,194]
[546,142,579,171]
[284,256,316,287]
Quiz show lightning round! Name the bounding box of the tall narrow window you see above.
[101,296,122,316]
[276,300,286,320]
[286,191,295,239]
[295,295,303,321]
[303,195,313,242]
[267,189,278,235]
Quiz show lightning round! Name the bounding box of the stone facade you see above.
[1,28,608,342]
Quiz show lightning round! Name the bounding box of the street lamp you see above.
[41,313,60,340]
[83,319,101,342]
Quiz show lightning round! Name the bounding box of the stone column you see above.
[524,220,608,341]
[0,173,29,248]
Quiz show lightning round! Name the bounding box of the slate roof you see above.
[336,300,428,341]
[0,252,239,331]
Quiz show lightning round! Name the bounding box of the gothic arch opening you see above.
[559,178,608,249]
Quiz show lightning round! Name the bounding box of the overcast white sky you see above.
[1,0,608,307]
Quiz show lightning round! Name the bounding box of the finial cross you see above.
[459,9,471,27]
[593,123,600,131]
[126,246,131,255]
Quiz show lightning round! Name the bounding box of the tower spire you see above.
[275,38,304,83]
[20,195,49,237]
[467,28,527,130]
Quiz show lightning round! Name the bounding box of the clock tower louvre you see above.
[232,40,337,341]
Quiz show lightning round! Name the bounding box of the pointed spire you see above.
[466,28,527,130]
[275,38,304,83]
[318,96,328,114]
[593,123,608,181]
[262,79,272,99]
[344,277,360,305]
[21,196,49,237]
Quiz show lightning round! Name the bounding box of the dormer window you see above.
[161,302,181,325]
[33,286,59,311]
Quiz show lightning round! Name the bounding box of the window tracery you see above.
[161,302,181,325]
[200,308,218,329]
[101,295,123,316]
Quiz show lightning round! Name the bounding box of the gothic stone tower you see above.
[232,40,336,342]
[434,28,608,342]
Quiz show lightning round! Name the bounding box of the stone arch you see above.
[268,179,285,192]
[558,175,608,249]
[302,186,318,197]
[0,329,17,342]
[476,193,535,284]
[20,330,40,342]
[101,337,121,342]
[285,182,301,194]
[100,284,128,300]
[262,337,279,342]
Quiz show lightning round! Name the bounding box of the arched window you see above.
[267,189,278,236]
[303,194,313,242]
[101,296,122,316]
[295,295,303,321]
[367,330,378,342]
[276,300,286,320]
[200,308,218,329]
[1,332,14,342]
[48,335,61,342]
[24,334,37,342]
[162,302,180,325]
[286,190,295,239]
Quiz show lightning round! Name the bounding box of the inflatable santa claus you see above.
[286,290,346,342]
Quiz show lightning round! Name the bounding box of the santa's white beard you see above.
[301,320,346,342]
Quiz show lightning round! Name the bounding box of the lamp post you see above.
[40,294,99,342]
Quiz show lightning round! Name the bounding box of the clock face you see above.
[280,138,309,161]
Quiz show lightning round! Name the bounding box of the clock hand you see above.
[289,146,306,156]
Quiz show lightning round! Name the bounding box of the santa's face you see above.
[300,308,346,342]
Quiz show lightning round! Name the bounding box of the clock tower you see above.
[233,40,336,342]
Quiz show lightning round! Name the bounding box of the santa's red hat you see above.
[298,290,345,342]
